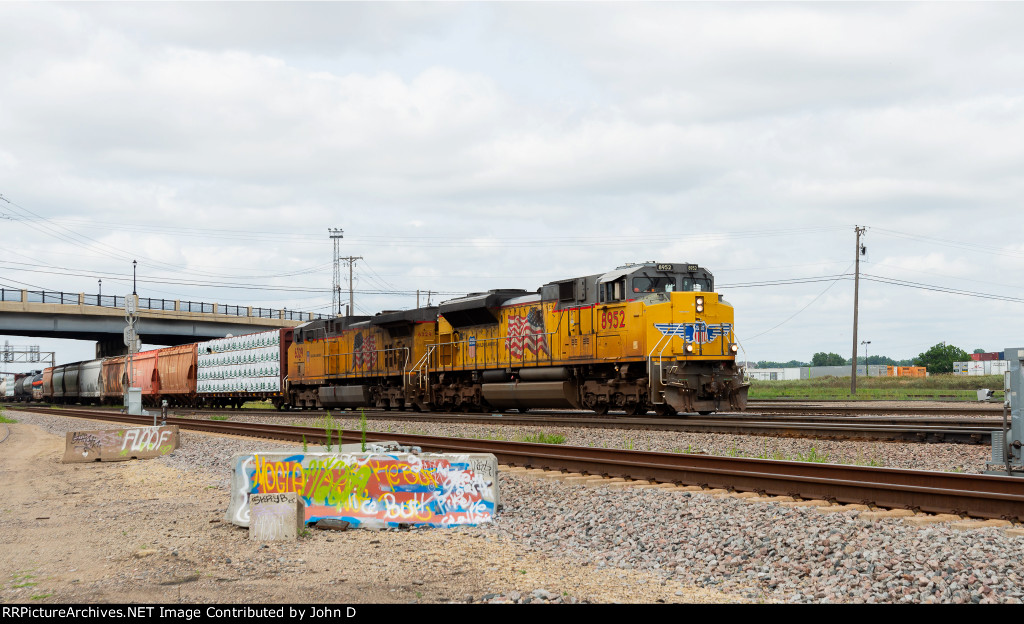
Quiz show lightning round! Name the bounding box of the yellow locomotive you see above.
[285,262,748,415]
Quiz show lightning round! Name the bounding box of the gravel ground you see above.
[225,410,991,473]
[4,408,1023,604]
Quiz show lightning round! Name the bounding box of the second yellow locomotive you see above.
[285,262,748,415]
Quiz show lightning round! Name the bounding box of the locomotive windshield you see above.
[682,277,713,292]
[632,276,675,293]
[631,275,713,293]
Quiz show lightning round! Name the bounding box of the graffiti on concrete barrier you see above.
[227,451,498,529]
[62,426,180,463]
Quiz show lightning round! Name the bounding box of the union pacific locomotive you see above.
[6,262,748,415]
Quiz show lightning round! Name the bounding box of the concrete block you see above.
[1005,528,1024,537]
[62,426,179,463]
[675,486,705,492]
[227,450,499,530]
[250,492,304,542]
[951,519,1013,531]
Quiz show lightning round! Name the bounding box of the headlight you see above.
[685,343,694,353]
[695,296,704,313]
[730,343,739,353]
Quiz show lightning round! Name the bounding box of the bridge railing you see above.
[0,289,330,322]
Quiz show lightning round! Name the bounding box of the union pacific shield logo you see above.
[655,322,732,344]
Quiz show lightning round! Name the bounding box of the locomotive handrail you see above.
[408,345,437,390]
[429,331,558,373]
[319,346,411,384]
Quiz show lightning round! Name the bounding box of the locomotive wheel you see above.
[591,404,608,416]
[657,404,677,417]
[698,410,714,415]
[624,403,647,416]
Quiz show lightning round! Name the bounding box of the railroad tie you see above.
[858,509,916,521]
[950,519,1012,531]
[903,514,963,526]
[815,504,871,513]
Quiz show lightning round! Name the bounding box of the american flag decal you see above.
[353,333,378,369]
[506,307,549,359]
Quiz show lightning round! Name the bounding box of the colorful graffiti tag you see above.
[62,425,179,463]
[226,451,498,529]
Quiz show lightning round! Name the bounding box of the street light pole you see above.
[861,340,871,376]
[132,260,137,296]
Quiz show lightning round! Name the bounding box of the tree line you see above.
[755,343,976,373]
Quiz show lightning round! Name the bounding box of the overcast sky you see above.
[2,2,1024,371]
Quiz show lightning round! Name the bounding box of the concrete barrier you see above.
[249,492,305,541]
[225,448,499,529]
[62,425,179,463]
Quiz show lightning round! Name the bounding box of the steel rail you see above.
[21,404,1001,444]
[13,406,1024,521]
[747,402,1002,416]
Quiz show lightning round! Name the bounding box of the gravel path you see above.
[5,408,1022,604]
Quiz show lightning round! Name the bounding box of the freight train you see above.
[2,262,749,415]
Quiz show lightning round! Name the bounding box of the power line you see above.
[861,273,1024,304]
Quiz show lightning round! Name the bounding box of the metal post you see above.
[851,226,865,394]
[132,260,137,296]
[329,228,344,316]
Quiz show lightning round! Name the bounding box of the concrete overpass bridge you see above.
[0,289,331,357]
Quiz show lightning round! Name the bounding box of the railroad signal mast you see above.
[124,295,142,415]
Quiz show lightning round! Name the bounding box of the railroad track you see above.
[747,401,1004,417]
[17,404,1004,444]
[12,406,1024,521]
[174,408,1001,444]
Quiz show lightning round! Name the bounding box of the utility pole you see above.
[341,256,363,316]
[329,228,344,317]
[851,225,866,394]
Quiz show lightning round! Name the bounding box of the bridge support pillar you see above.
[96,338,128,358]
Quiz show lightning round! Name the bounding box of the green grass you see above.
[0,414,16,424]
[209,414,229,421]
[516,432,566,445]
[749,374,1006,401]
[241,401,275,409]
